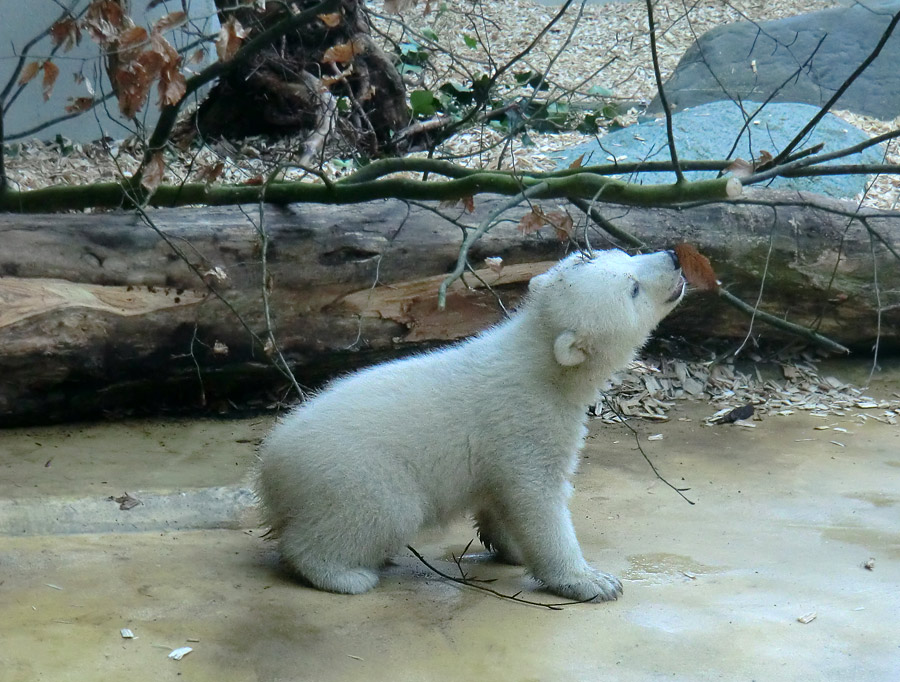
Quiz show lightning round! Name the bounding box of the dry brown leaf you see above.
[158,66,186,107]
[195,161,225,184]
[50,17,82,52]
[17,61,41,86]
[189,48,207,64]
[83,0,127,44]
[140,152,166,192]
[756,150,773,166]
[65,96,95,114]
[546,209,574,241]
[461,195,475,213]
[152,10,187,34]
[322,39,365,64]
[216,17,248,62]
[41,60,60,101]
[317,12,342,28]
[517,206,547,235]
[568,153,585,169]
[674,243,719,291]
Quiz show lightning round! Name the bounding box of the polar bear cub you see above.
[255,249,685,601]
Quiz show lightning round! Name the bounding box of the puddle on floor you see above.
[623,552,723,582]
[821,525,900,559]
[844,492,898,508]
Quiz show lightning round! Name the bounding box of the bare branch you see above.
[645,0,684,183]
[771,8,900,165]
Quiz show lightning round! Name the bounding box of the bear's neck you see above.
[485,311,634,409]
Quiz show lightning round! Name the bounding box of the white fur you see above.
[255,249,685,601]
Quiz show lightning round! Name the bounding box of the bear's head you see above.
[527,249,685,370]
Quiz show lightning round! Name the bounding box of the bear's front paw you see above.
[543,567,623,602]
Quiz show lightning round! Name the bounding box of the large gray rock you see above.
[555,100,884,199]
[647,1,900,120]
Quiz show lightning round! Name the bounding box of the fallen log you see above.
[0,190,897,424]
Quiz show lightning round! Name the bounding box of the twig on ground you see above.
[601,395,695,505]
[406,543,587,609]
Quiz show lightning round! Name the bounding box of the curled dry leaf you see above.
[216,17,249,62]
[117,25,150,58]
[140,152,166,192]
[17,61,41,86]
[437,196,475,213]
[322,38,366,64]
[41,60,60,101]
[568,153,585,169]
[317,12,342,28]
[484,256,504,273]
[195,161,225,184]
[152,10,187,34]
[65,96,95,114]
[673,243,719,291]
[83,0,127,44]
[50,17,82,51]
[517,206,546,235]
[546,209,574,241]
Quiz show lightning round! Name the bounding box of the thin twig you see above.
[645,0,684,183]
[771,9,900,165]
[438,181,549,308]
[601,396,694,505]
[406,544,586,610]
[718,288,850,354]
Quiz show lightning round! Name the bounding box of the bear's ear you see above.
[553,330,588,366]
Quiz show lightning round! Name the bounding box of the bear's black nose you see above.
[666,249,679,269]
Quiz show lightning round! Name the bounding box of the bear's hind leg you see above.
[475,508,525,565]
[278,529,381,594]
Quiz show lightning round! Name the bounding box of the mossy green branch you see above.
[0,172,740,213]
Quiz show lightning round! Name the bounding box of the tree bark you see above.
[0,190,897,425]
[193,0,408,153]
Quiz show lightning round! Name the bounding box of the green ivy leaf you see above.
[410,89,439,117]
[463,34,477,49]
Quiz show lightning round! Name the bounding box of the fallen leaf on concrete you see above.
[797,612,817,624]
[112,492,141,510]
[168,646,193,660]
[864,557,875,571]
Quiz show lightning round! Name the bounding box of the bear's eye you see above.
[631,281,640,298]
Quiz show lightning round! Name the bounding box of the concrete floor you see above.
[1,398,899,681]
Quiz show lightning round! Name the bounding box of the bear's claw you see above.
[544,568,623,602]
